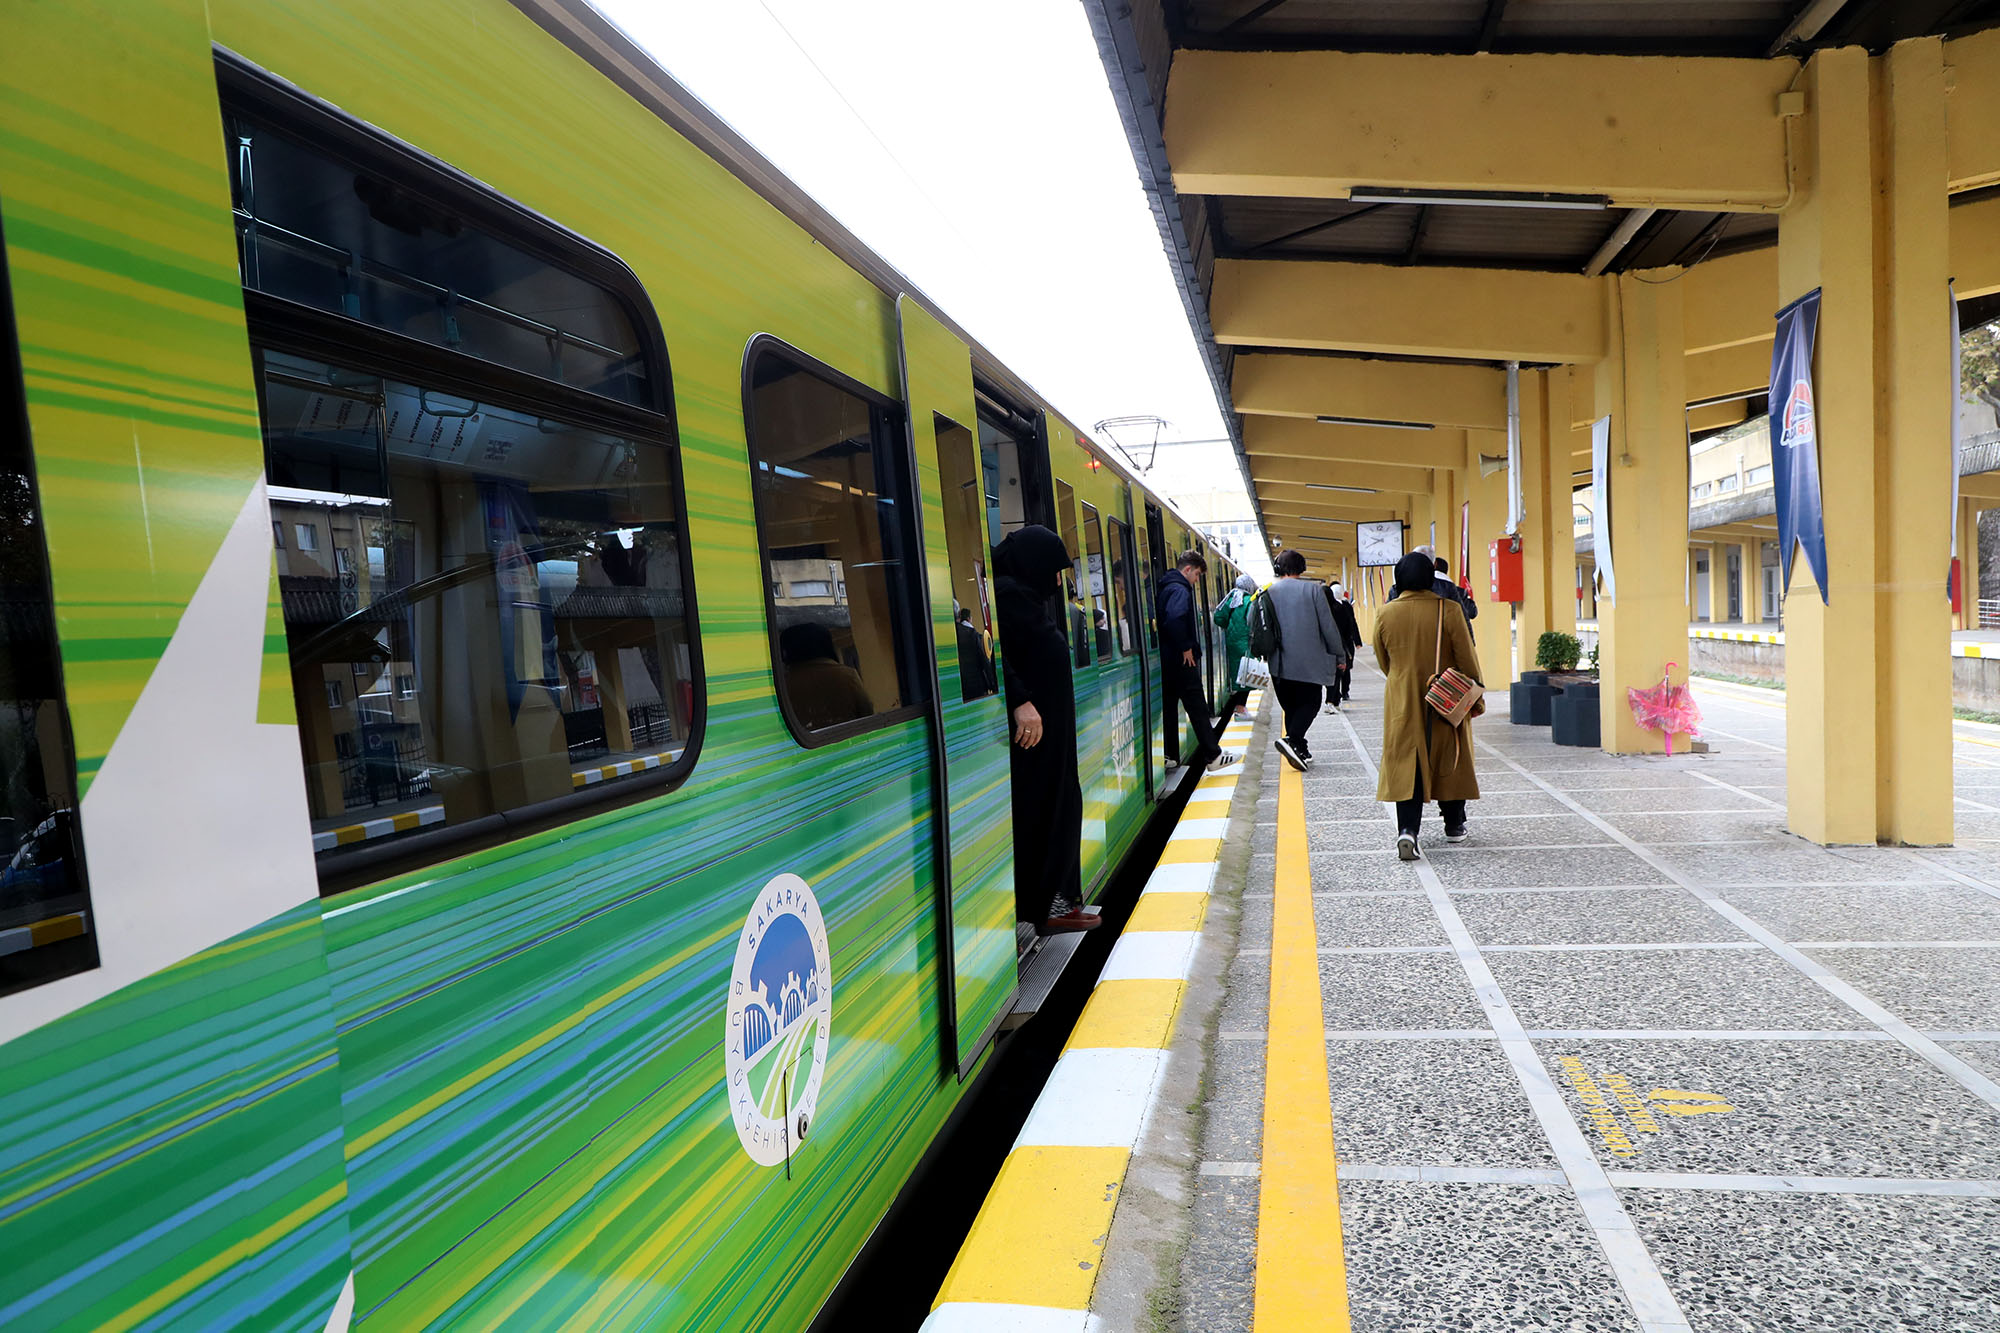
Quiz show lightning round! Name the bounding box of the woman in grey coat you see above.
[1264,549,1347,771]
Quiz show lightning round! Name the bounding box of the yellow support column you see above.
[1708,543,1731,625]
[1779,42,1954,846]
[1960,499,1983,631]
[1512,371,1570,671]
[1743,540,1765,625]
[1465,430,1516,689]
[1595,272,1693,754]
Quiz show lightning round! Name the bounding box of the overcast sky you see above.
[592,0,1249,533]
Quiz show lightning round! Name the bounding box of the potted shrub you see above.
[1535,631,1582,674]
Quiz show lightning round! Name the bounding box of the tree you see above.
[1964,317,2000,406]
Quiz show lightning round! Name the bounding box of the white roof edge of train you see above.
[507,0,1239,573]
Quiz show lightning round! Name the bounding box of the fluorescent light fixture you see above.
[1348,187,1610,211]
[1315,415,1434,431]
[1306,483,1379,494]
[1299,515,1352,524]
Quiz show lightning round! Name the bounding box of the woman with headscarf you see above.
[1324,582,1362,709]
[994,525,1096,934]
[1374,551,1483,860]
[1213,572,1258,719]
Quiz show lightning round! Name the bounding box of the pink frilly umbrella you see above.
[1626,662,1703,755]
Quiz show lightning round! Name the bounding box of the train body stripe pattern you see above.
[0,3,1246,1329]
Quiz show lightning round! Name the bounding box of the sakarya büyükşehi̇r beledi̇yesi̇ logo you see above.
[725,873,833,1166]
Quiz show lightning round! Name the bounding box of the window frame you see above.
[220,54,708,894]
[740,332,929,750]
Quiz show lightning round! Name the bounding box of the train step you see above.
[1001,920,1093,1030]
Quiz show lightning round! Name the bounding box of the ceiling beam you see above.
[1213,259,1606,363]
[1234,353,1507,430]
[1242,414,1470,469]
[1948,28,2000,192]
[1164,48,1795,208]
[1251,462,1433,493]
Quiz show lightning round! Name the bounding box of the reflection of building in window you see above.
[747,343,919,738]
[229,80,699,876]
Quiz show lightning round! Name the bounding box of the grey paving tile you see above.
[1485,948,1871,1031]
[1319,951,1486,1029]
[1309,850,1429,892]
[1304,795,1398,822]
[1308,818,1417,853]
[1180,1176,1256,1333]
[1653,843,1947,886]
[1901,849,2000,889]
[1803,946,2000,1031]
[1627,1190,2000,1333]
[1564,786,1765,814]
[1600,811,1792,845]
[1542,768,1727,791]
[1198,1037,1265,1161]
[1545,1038,2000,1177]
[1239,892,1273,948]
[1942,1041,2000,1083]
[1453,887,1745,945]
[1412,814,1614,849]
[1718,883,2000,944]
[1218,948,1270,1031]
[1314,893,1450,949]
[1327,1039,1558,1169]
[1424,845,1672,890]
[1340,1181,1641,1333]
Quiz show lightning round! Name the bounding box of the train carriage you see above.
[0,3,1243,1330]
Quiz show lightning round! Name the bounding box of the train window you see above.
[744,339,924,743]
[225,105,649,407]
[1054,480,1089,669]
[977,414,1026,548]
[932,414,996,702]
[1107,518,1138,656]
[0,246,97,997]
[221,65,702,888]
[1081,503,1113,660]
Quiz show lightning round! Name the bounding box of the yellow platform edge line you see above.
[1065,978,1187,1052]
[1158,838,1223,864]
[1253,762,1352,1331]
[1126,891,1209,934]
[932,1143,1131,1310]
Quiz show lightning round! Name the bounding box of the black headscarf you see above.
[1394,551,1437,594]
[994,525,1071,597]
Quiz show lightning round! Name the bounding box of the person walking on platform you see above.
[994,526,1097,935]
[1155,550,1237,773]
[1214,572,1258,719]
[1264,549,1347,772]
[1375,551,1484,860]
[1325,581,1362,708]
[1390,544,1478,643]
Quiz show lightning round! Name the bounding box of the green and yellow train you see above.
[0,3,1247,1328]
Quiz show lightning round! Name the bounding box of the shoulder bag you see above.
[1424,602,1485,726]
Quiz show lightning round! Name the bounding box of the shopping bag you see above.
[1237,657,1271,689]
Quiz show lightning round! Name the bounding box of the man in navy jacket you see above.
[1155,550,1234,771]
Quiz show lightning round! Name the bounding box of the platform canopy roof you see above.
[1084,0,2000,557]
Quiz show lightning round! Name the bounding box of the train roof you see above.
[509,0,1243,571]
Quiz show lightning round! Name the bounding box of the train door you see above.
[1143,502,1174,776]
[896,297,1014,1075]
[1112,490,1152,799]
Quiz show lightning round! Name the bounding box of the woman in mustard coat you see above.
[1374,551,1483,860]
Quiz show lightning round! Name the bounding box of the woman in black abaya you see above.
[994,525,1096,935]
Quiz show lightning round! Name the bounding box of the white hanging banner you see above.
[1951,281,1963,565]
[1591,416,1616,604]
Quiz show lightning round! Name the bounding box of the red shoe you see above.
[1041,909,1102,935]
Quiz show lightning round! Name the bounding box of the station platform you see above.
[925,671,2000,1332]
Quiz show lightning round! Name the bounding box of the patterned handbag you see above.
[1424,602,1485,726]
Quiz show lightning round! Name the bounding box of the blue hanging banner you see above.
[1770,289,1829,603]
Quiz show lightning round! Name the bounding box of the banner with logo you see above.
[1590,415,1615,604]
[1951,281,1963,568]
[1770,289,1828,602]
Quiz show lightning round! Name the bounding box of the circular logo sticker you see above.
[725,873,833,1166]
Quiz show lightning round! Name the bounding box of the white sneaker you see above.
[1397,833,1419,862]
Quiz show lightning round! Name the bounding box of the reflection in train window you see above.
[257,352,696,863]
[0,246,96,997]
[222,65,702,885]
[745,341,924,743]
[933,414,997,702]
[1107,518,1138,657]
[1081,503,1113,660]
[1054,479,1089,669]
